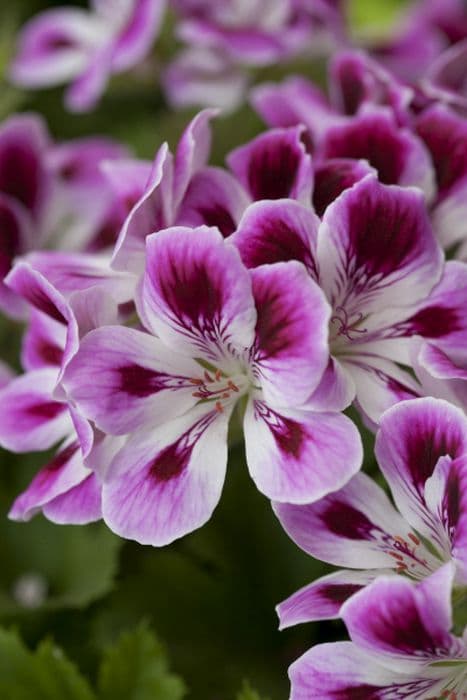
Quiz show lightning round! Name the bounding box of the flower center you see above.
[385,532,438,579]
[189,367,249,414]
[330,305,368,347]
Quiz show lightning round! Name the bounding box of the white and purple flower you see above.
[274,398,467,627]
[64,225,362,545]
[10,0,166,112]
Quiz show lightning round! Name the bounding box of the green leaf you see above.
[0,515,122,616]
[0,628,95,700]
[237,681,269,700]
[97,624,186,700]
[348,0,410,40]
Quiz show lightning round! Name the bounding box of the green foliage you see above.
[0,516,122,615]
[0,628,95,700]
[348,0,410,39]
[0,625,186,700]
[237,681,269,700]
[97,624,186,700]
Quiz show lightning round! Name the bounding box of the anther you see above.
[408,533,420,546]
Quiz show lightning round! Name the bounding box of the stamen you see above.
[408,533,420,545]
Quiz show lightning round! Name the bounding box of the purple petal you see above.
[375,398,467,546]
[251,77,340,145]
[138,226,256,361]
[112,142,173,273]
[0,369,70,452]
[227,127,313,203]
[21,310,65,371]
[416,105,467,249]
[422,39,467,115]
[42,471,101,524]
[250,261,329,406]
[163,47,248,111]
[318,176,443,319]
[9,438,96,523]
[273,470,428,571]
[312,158,376,218]
[329,50,413,124]
[318,108,435,198]
[64,44,113,112]
[289,641,443,699]
[10,8,100,88]
[172,108,217,210]
[278,569,379,628]
[231,199,319,278]
[343,354,422,425]
[245,400,362,503]
[175,166,249,237]
[63,326,202,435]
[0,113,50,221]
[110,0,166,72]
[342,565,459,670]
[102,405,229,545]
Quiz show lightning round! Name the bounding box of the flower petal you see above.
[0,369,70,452]
[138,225,256,361]
[318,176,443,320]
[63,326,201,435]
[10,8,101,87]
[342,564,459,671]
[278,569,380,629]
[231,199,319,279]
[250,261,329,406]
[318,108,435,198]
[176,166,249,237]
[245,399,362,503]
[274,470,425,569]
[227,126,313,203]
[289,641,443,699]
[375,398,467,548]
[102,405,229,545]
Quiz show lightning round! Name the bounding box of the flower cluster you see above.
[2,3,467,696]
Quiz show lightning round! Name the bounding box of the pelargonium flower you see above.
[289,564,467,699]
[112,108,250,273]
[231,175,467,423]
[10,0,166,112]
[63,225,362,546]
[274,398,467,627]
[0,253,133,524]
[165,0,345,110]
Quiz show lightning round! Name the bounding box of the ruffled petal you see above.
[250,261,329,406]
[245,399,362,503]
[63,326,201,435]
[102,405,229,545]
[138,225,256,361]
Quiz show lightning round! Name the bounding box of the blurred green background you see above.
[0,1,405,697]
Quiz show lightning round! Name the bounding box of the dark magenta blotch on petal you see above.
[195,204,236,237]
[322,501,380,540]
[247,138,301,200]
[320,583,364,604]
[313,159,372,217]
[149,440,193,482]
[269,414,304,458]
[321,114,406,185]
[118,365,175,398]
[407,305,461,338]
[416,107,467,195]
[26,400,66,420]
[0,143,41,214]
[406,427,463,491]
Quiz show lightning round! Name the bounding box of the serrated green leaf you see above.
[97,624,186,700]
[0,628,95,700]
[237,681,269,700]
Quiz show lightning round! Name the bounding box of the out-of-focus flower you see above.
[0,253,133,524]
[289,564,467,699]
[10,0,166,112]
[64,226,362,545]
[274,398,467,626]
